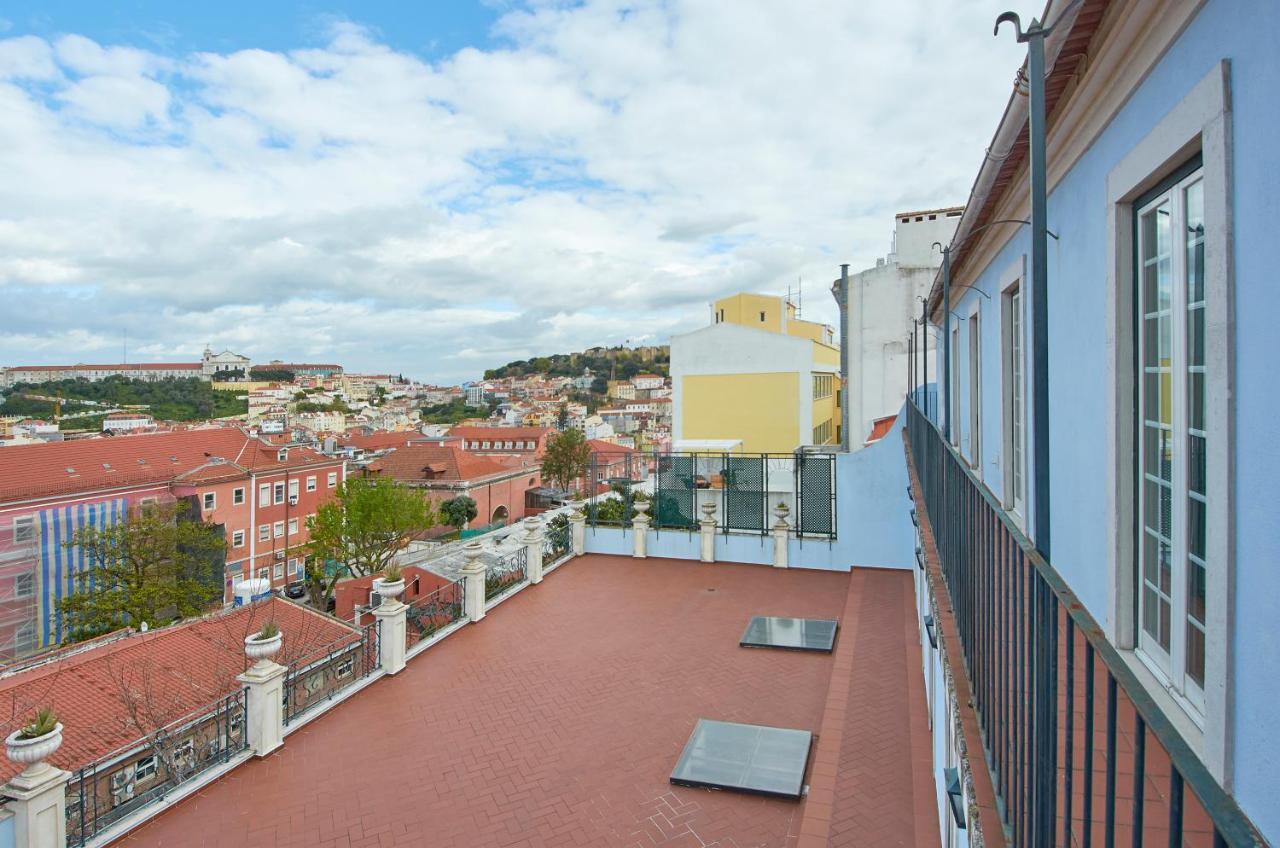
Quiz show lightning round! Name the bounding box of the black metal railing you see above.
[405,579,465,651]
[542,521,572,564]
[485,546,528,603]
[66,689,248,846]
[586,450,836,540]
[282,621,378,726]
[904,400,1264,847]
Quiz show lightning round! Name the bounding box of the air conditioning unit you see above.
[275,550,286,561]
[288,496,299,505]
[110,764,136,792]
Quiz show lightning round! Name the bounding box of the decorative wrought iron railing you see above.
[405,579,465,651]
[65,689,248,847]
[585,450,836,540]
[485,546,528,602]
[542,521,572,564]
[904,400,1263,846]
[282,621,378,726]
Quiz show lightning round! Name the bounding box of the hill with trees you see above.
[482,345,668,382]
[0,376,247,425]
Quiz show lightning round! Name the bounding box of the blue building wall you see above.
[944,0,1280,835]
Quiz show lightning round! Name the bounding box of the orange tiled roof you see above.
[0,430,339,504]
[447,426,550,441]
[0,598,358,781]
[367,445,516,484]
[8,363,199,371]
[866,415,897,445]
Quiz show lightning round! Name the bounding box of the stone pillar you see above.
[372,600,407,674]
[460,541,487,622]
[698,502,716,563]
[3,756,71,848]
[632,503,650,559]
[772,514,790,569]
[237,658,286,758]
[521,517,545,584]
[569,502,586,556]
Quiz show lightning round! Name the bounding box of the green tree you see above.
[305,477,437,608]
[439,495,478,529]
[58,501,225,643]
[542,428,592,495]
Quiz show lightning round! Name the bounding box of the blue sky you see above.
[1,1,503,60]
[0,1,1035,383]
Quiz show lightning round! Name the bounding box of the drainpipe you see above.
[831,264,851,451]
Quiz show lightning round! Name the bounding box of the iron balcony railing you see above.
[66,689,248,847]
[282,621,378,726]
[542,521,572,564]
[404,579,465,651]
[586,450,837,540]
[485,546,528,603]
[904,401,1264,847]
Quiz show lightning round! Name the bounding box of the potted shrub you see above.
[6,708,63,768]
[374,563,406,600]
[245,620,283,662]
[774,501,790,521]
[632,490,651,516]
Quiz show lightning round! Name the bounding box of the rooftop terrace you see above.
[116,555,935,847]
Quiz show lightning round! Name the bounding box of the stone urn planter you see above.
[373,577,406,600]
[6,723,63,770]
[700,502,717,520]
[244,630,283,663]
[633,500,650,516]
[774,502,791,522]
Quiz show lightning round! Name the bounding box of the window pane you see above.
[1186,180,1205,305]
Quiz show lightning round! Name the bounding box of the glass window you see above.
[14,573,35,598]
[259,524,270,541]
[288,480,299,499]
[202,492,216,511]
[274,482,286,504]
[274,521,285,538]
[232,530,245,548]
[288,518,298,534]
[259,484,271,507]
[306,476,317,492]
[968,311,981,469]
[1135,169,1207,712]
[12,516,34,544]
[233,487,245,505]
[1002,285,1025,516]
[327,472,338,488]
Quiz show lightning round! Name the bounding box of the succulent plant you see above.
[255,621,280,640]
[18,707,58,740]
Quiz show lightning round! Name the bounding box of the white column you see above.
[772,514,790,569]
[632,504,650,559]
[698,502,716,563]
[460,541,487,622]
[3,754,71,848]
[569,502,586,556]
[372,600,407,674]
[236,659,286,757]
[521,517,545,584]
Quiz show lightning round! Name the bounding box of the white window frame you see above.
[966,307,981,470]
[327,472,337,488]
[233,487,245,505]
[273,482,285,504]
[288,480,299,499]
[1134,167,1208,717]
[14,620,36,653]
[1104,60,1232,780]
[258,484,271,508]
[14,572,35,599]
[202,492,216,512]
[336,657,354,678]
[1000,257,1028,522]
[232,530,245,548]
[287,518,298,535]
[257,567,269,581]
[949,328,960,447]
[258,524,270,542]
[274,563,284,580]
[134,755,157,782]
[306,476,317,492]
[273,521,285,538]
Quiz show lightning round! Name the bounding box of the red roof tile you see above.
[446,426,550,441]
[367,445,517,484]
[866,415,897,445]
[0,598,358,780]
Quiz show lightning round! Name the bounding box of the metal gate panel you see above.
[797,454,834,537]
[724,456,765,532]
[656,455,696,529]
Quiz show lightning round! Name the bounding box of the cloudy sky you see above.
[0,0,1035,384]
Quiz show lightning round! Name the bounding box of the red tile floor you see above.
[117,555,936,847]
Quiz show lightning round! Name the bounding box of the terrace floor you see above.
[117,555,936,848]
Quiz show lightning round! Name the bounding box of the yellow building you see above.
[671,293,841,453]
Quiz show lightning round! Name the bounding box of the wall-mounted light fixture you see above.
[924,614,938,649]
[915,545,925,571]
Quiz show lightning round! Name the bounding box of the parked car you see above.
[283,581,307,600]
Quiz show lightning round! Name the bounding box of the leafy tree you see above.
[58,501,225,643]
[556,402,569,430]
[305,477,437,608]
[439,495,478,529]
[542,428,592,495]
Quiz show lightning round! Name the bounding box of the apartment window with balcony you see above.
[202,492,216,512]
[259,484,271,508]
[233,487,245,505]
[1002,281,1025,517]
[967,310,981,469]
[1135,165,1208,712]
[12,516,34,544]
[306,476,316,492]
[232,530,245,548]
[259,524,270,542]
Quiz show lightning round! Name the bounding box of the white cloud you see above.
[0,1,1036,382]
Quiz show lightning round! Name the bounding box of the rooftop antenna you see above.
[797,276,803,318]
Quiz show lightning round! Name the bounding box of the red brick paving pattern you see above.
[118,556,932,848]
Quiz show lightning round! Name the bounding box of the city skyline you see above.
[0,1,1034,383]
